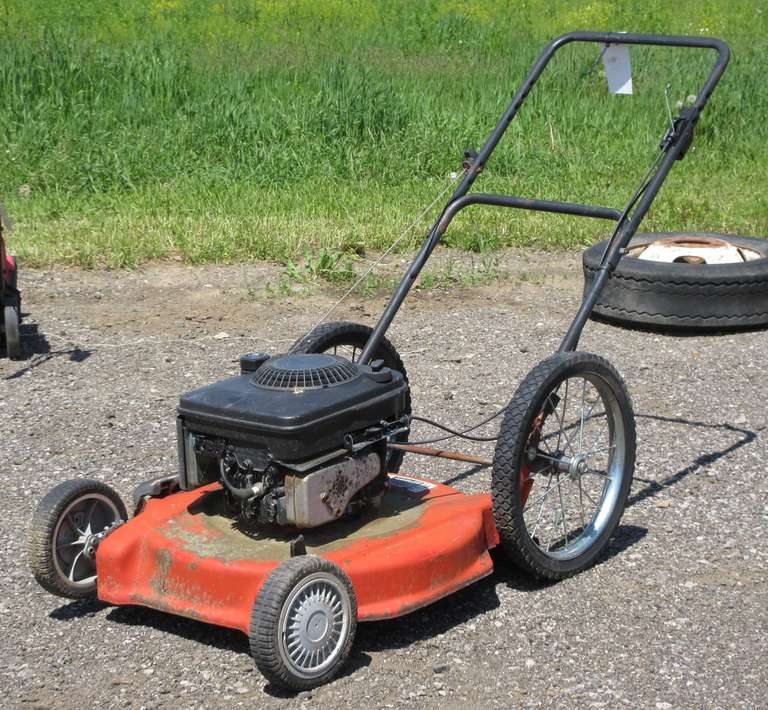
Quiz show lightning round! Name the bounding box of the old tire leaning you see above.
[27,479,127,599]
[250,556,357,691]
[583,232,768,331]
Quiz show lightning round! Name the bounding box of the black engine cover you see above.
[177,353,409,462]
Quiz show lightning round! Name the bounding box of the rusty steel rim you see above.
[278,572,352,679]
[521,373,627,561]
[627,235,761,265]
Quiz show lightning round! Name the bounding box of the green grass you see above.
[1,1,768,268]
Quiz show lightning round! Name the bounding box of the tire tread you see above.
[492,353,635,580]
[27,479,127,599]
[250,556,357,691]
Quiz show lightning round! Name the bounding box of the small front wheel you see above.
[492,352,636,579]
[27,479,127,599]
[250,556,357,691]
[3,304,21,360]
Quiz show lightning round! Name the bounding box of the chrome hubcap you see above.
[279,573,350,679]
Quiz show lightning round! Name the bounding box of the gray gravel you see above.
[2,252,767,709]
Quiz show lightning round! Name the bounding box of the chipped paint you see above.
[97,476,496,630]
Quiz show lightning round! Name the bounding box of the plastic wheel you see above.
[492,352,635,579]
[290,320,410,472]
[27,479,127,599]
[3,304,21,359]
[250,556,357,691]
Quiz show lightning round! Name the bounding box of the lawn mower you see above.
[27,33,730,691]
[0,202,21,359]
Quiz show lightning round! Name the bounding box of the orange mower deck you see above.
[96,475,499,633]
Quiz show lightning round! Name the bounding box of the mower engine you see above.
[176,352,409,528]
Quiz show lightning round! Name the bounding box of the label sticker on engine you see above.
[389,475,436,493]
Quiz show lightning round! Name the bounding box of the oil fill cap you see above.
[368,359,393,383]
[240,352,271,373]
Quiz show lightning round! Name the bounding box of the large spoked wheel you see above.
[27,479,127,599]
[290,320,410,473]
[3,303,21,360]
[492,352,635,580]
[250,556,357,691]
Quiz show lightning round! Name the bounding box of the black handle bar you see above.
[359,32,730,363]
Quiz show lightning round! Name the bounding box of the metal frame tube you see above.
[359,32,730,364]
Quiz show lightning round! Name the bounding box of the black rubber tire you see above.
[27,479,127,599]
[250,556,357,691]
[583,232,768,331]
[289,320,410,472]
[3,303,21,359]
[492,352,635,580]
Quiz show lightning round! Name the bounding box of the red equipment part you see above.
[2,253,15,285]
[96,475,500,632]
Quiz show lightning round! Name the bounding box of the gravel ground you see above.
[2,251,766,709]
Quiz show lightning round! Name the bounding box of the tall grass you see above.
[1,1,767,267]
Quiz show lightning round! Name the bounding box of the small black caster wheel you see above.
[27,479,127,599]
[3,303,21,360]
[250,555,357,690]
[492,352,636,579]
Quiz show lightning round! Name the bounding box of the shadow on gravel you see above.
[49,597,109,621]
[43,415,753,693]
[46,526,648,691]
[628,413,758,507]
[51,599,371,699]
[355,523,647,655]
[3,316,91,379]
[596,523,647,563]
[262,653,373,698]
[103,604,250,655]
[590,314,768,337]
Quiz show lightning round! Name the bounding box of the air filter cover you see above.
[177,352,409,461]
[251,353,358,390]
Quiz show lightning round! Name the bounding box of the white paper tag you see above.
[602,44,633,95]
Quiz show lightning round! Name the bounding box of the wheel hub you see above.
[282,577,346,676]
[306,610,329,643]
[568,454,589,480]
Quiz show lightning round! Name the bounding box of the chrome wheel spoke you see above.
[578,378,587,452]
[528,476,553,540]
[556,380,569,452]
[585,469,611,481]
[581,486,599,507]
[585,444,615,458]
[519,369,627,563]
[523,474,562,514]
[556,473,569,543]
[549,389,576,456]
[532,451,561,464]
